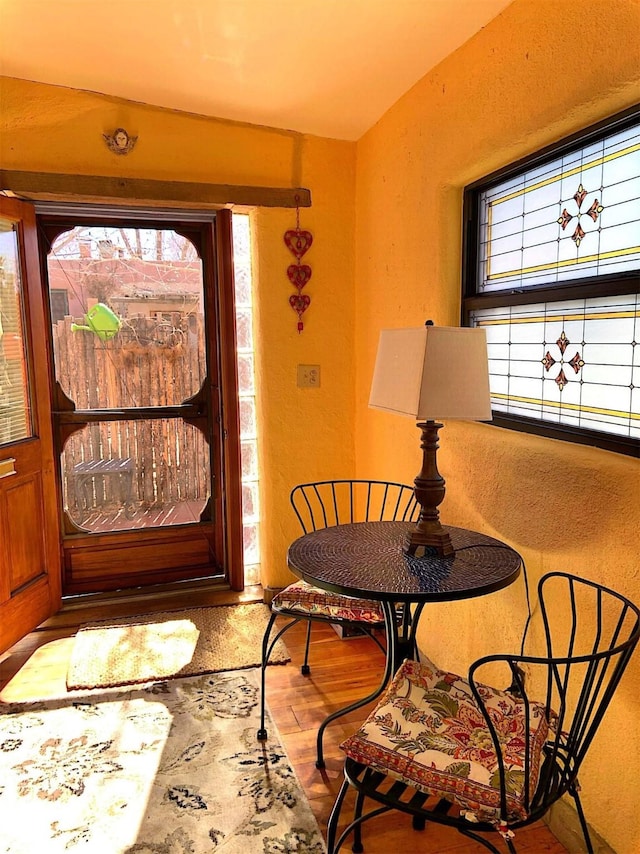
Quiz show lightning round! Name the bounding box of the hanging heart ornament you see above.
[289,292,310,333]
[287,264,312,288]
[284,229,313,260]
[289,293,311,314]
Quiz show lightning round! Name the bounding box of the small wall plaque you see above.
[103,128,138,155]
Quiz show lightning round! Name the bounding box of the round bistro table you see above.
[287,520,522,767]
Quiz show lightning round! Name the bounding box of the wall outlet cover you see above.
[297,364,320,387]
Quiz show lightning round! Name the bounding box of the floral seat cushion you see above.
[272,579,384,624]
[340,657,550,826]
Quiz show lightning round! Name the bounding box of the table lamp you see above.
[369,322,492,557]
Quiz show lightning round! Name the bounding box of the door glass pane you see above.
[62,419,210,533]
[47,224,211,534]
[0,219,32,444]
[48,226,205,408]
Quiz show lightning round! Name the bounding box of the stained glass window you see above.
[463,106,640,456]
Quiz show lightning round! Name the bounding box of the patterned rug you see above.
[0,669,326,854]
[67,603,290,690]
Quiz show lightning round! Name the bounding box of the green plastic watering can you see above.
[71,303,121,341]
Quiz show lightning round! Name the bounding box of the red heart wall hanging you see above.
[284,229,313,260]
[289,293,311,314]
[287,264,312,288]
[289,292,311,332]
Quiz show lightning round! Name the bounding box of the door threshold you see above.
[60,578,264,612]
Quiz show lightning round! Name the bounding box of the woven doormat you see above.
[66,602,290,690]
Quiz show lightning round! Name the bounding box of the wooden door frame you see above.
[0,197,61,652]
[36,206,244,595]
[212,210,244,590]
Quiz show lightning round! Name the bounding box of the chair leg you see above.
[301,620,312,675]
[570,782,595,854]
[257,611,305,742]
[327,776,351,854]
[256,611,278,741]
[505,837,518,854]
[352,789,366,853]
[329,791,392,853]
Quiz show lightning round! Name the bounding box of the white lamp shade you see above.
[369,325,492,421]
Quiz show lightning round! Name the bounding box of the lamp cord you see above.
[452,543,533,656]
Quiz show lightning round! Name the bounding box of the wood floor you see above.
[0,589,568,853]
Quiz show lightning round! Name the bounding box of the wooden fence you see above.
[53,313,211,514]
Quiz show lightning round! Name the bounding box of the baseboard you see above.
[331,623,366,640]
[262,586,283,606]
[545,800,615,854]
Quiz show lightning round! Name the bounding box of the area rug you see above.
[0,669,326,854]
[67,603,290,691]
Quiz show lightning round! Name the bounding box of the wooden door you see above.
[0,197,61,653]
[37,208,243,595]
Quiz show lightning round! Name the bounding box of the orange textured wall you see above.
[252,134,357,584]
[354,1,640,850]
[0,75,357,589]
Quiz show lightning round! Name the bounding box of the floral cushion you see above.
[340,657,550,826]
[272,579,384,624]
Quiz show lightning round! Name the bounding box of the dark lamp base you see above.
[406,419,455,558]
[403,527,454,557]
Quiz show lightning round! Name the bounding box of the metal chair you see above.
[327,571,640,853]
[257,479,419,768]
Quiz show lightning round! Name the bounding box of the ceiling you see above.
[0,0,512,141]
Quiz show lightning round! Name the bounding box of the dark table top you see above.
[287,521,522,603]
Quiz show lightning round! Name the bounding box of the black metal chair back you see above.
[290,478,419,533]
[470,571,640,832]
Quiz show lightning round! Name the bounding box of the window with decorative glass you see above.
[462,105,640,457]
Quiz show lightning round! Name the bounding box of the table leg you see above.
[314,601,426,769]
[314,600,398,769]
[393,601,425,670]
